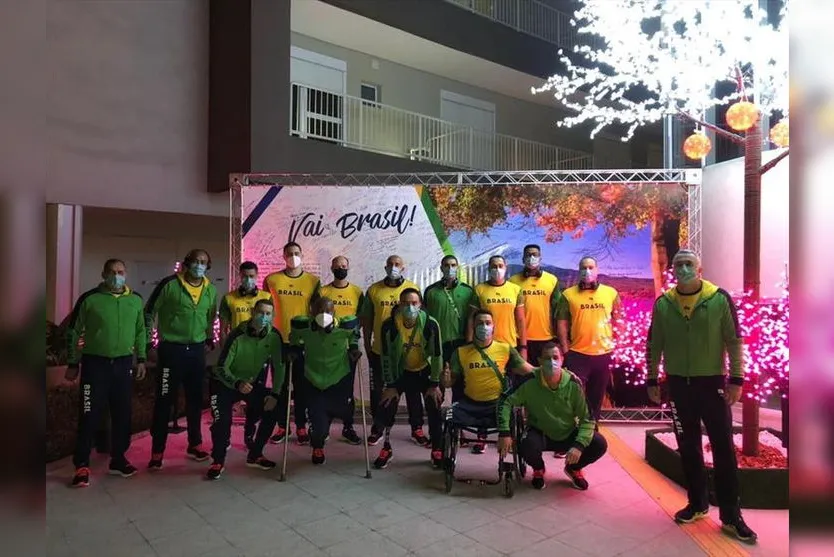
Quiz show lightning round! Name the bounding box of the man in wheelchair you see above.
[442,309,535,453]
[497,342,608,491]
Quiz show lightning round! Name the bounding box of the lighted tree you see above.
[534,0,789,455]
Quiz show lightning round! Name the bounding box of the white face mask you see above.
[387,265,402,280]
[524,255,541,269]
[285,255,301,269]
[315,312,334,329]
[488,267,505,281]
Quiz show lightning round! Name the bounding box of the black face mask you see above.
[332,268,348,280]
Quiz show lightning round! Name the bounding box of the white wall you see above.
[701,149,789,299]
[45,0,226,217]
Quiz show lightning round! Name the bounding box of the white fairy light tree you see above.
[535,0,789,457]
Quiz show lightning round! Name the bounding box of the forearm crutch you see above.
[279,360,293,482]
[356,358,372,479]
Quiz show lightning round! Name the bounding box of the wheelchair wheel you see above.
[442,421,458,494]
[502,472,514,498]
[512,409,527,480]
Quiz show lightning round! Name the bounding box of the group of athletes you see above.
[64,241,758,544]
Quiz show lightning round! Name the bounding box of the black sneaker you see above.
[721,516,758,544]
[411,428,430,447]
[311,448,326,465]
[108,460,138,478]
[147,453,164,471]
[71,467,91,488]
[246,456,277,471]
[531,468,546,490]
[373,445,393,469]
[367,430,383,446]
[674,505,709,524]
[187,445,210,462]
[564,466,589,490]
[553,451,566,458]
[270,426,287,444]
[342,427,362,445]
[471,433,487,455]
[206,462,224,481]
[296,428,310,446]
[431,449,443,468]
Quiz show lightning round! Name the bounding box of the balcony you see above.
[290,83,592,171]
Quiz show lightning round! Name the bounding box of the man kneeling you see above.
[498,343,607,490]
[207,299,285,480]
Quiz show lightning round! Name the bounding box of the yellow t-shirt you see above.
[177,273,206,304]
[220,289,273,329]
[263,271,320,341]
[509,271,559,341]
[474,281,524,346]
[319,283,364,319]
[557,284,620,356]
[395,313,428,372]
[361,279,419,355]
[451,341,525,402]
[676,290,701,319]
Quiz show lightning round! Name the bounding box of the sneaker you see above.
[206,462,224,480]
[471,433,487,455]
[187,445,210,462]
[270,427,288,444]
[342,427,362,445]
[373,445,393,469]
[564,466,589,490]
[431,449,443,468]
[411,428,430,447]
[721,516,758,544]
[553,451,566,458]
[108,460,138,478]
[246,456,277,471]
[312,448,326,465]
[71,467,91,488]
[367,430,383,446]
[147,453,164,471]
[531,468,546,490]
[296,428,310,446]
[673,505,709,524]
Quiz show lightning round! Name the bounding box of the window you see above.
[360,83,379,106]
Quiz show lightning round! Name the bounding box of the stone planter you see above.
[645,426,788,510]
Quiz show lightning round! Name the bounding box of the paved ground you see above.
[46,416,781,557]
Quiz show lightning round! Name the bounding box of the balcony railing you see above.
[444,0,586,50]
[290,83,592,171]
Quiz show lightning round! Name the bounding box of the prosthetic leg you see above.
[279,362,293,482]
[356,360,372,479]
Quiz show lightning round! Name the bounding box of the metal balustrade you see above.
[290,83,592,172]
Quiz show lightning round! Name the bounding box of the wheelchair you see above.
[440,404,527,497]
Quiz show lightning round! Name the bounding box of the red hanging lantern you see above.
[769,120,789,147]
[726,101,760,132]
[682,132,712,160]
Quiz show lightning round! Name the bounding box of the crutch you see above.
[279,360,293,482]
[356,358,372,479]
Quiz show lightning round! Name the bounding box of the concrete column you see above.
[46,204,83,324]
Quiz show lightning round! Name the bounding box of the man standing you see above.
[556,256,620,423]
[498,343,608,491]
[373,288,444,469]
[509,244,561,365]
[263,242,320,446]
[646,250,756,543]
[360,255,424,446]
[206,299,284,480]
[145,249,218,469]
[66,259,147,487]
[290,297,362,464]
[471,255,527,363]
[219,261,273,449]
[318,256,364,444]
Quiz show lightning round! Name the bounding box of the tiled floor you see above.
[47,416,771,557]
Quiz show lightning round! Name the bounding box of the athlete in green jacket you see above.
[206,299,285,480]
[645,250,756,543]
[65,259,147,487]
[498,342,608,491]
[290,297,363,463]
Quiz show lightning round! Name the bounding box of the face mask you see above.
[474,323,493,341]
[241,277,256,290]
[540,357,561,378]
[254,314,272,329]
[675,264,697,284]
[386,266,402,280]
[579,269,597,283]
[190,263,207,278]
[332,268,348,280]
[488,268,505,281]
[402,305,421,320]
[524,255,541,269]
[285,255,301,269]
[315,312,334,329]
[443,266,458,279]
[106,274,126,290]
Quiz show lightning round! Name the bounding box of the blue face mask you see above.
[254,313,272,329]
[474,323,493,341]
[106,274,126,290]
[403,305,420,320]
[443,266,458,279]
[387,266,402,280]
[539,357,561,378]
[190,263,207,278]
[675,264,697,284]
[242,277,256,290]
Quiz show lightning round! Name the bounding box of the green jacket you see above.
[498,368,594,449]
[381,308,442,387]
[424,279,476,346]
[646,280,744,386]
[145,274,218,345]
[290,315,360,390]
[214,321,285,393]
[66,285,147,365]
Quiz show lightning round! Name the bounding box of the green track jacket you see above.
[145,274,218,345]
[289,315,360,390]
[646,280,744,386]
[213,321,285,393]
[66,284,147,365]
[380,308,442,388]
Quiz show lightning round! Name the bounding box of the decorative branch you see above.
[677,109,745,145]
[760,149,789,175]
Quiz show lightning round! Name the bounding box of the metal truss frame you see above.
[600,407,673,423]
